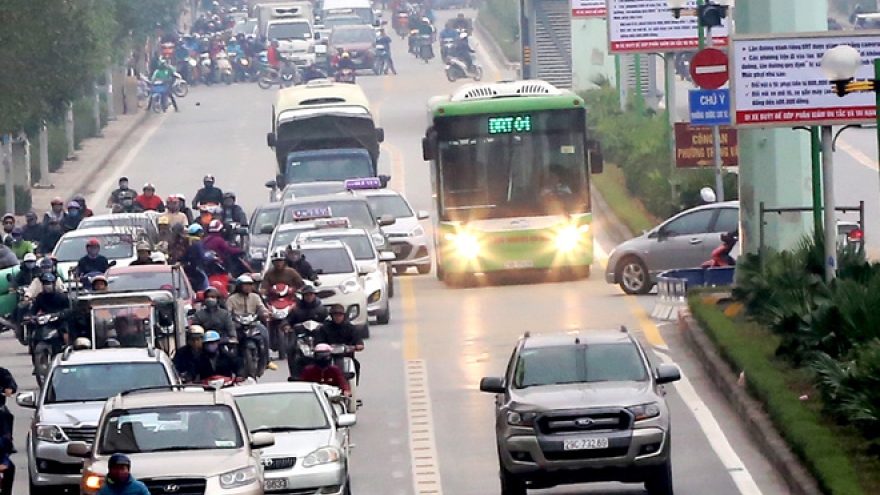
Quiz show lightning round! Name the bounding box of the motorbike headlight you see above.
[189,59,197,67]
[302,446,341,468]
[506,411,538,427]
[627,402,661,421]
[249,246,266,259]
[218,466,258,488]
[36,424,67,443]
[409,226,424,237]
[240,58,250,66]
[339,277,360,294]
[444,231,480,258]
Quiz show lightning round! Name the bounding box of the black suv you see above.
[480,329,682,495]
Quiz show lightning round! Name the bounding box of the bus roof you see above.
[427,79,583,117]
[274,79,372,114]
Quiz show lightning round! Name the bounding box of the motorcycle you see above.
[394,12,410,38]
[330,344,359,412]
[440,36,456,60]
[201,375,256,389]
[199,52,214,85]
[234,313,267,380]
[26,312,66,386]
[418,34,434,62]
[172,71,189,97]
[216,52,234,85]
[287,320,320,381]
[445,56,483,82]
[258,58,299,89]
[266,283,297,359]
[334,68,357,84]
[373,44,391,75]
[231,53,251,82]
[702,231,738,268]
[148,82,170,113]
[112,189,141,213]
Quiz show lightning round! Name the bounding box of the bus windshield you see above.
[434,110,588,221]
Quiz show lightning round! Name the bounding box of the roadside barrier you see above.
[651,267,735,320]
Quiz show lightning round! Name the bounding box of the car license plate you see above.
[563,437,609,451]
[504,260,534,269]
[264,478,288,491]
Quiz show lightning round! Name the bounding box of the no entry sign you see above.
[690,48,729,90]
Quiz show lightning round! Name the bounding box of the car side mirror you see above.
[260,224,275,235]
[417,210,429,220]
[378,214,395,227]
[108,260,117,267]
[267,133,276,148]
[376,128,385,143]
[265,180,277,190]
[251,431,275,449]
[234,227,249,236]
[67,442,92,458]
[16,391,37,409]
[337,413,357,427]
[358,265,377,275]
[379,251,395,262]
[479,376,505,394]
[655,364,681,385]
[422,135,437,161]
[586,139,604,174]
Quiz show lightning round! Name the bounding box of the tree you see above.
[114,0,183,42]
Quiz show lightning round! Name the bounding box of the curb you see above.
[590,186,634,245]
[678,312,823,495]
[474,18,521,72]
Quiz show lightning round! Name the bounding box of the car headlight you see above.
[627,402,661,421]
[84,472,103,490]
[339,277,361,294]
[368,290,382,303]
[219,466,258,488]
[409,226,425,237]
[347,304,360,320]
[302,446,341,467]
[556,224,590,252]
[372,232,386,247]
[36,424,67,443]
[444,231,480,258]
[249,246,266,259]
[506,411,537,427]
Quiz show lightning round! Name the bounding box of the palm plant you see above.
[811,340,880,441]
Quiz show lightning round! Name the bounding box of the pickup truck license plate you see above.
[504,260,534,269]
[563,437,609,451]
[264,478,288,491]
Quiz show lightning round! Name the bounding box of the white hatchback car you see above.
[358,189,431,274]
[298,225,395,325]
[295,239,370,338]
[51,227,149,277]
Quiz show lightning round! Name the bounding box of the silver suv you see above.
[16,348,178,495]
[480,329,681,495]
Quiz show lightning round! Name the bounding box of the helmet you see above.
[73,337,92,350]
[143,182,155,191]
[166,194,179,202]
[23,253,37,262]
[38,258,54,270]
[459,31,468,39]
[423,16,430,22]
[187,224,203,235]
[204,286,222,298]
[108,453,131,468]
[119,176,129,183]
[91,275,108,285]
[207,220,223,233]
[188,325,205,336]
[51,197,64,206]
[223,192,236,200]
[176,193,187,202]
[157,216,170,226]
[73,194,86,203]
[329,303,345,315]
[457,12,465,18]
[67,201,81,209]
[11,226,22,236]
[39,273,56,284]
[300,284,317,295]
[203,330,221,343]
[203,174,215,183]
[271,248,287,261]
[87,238,100,247]
[2,213,15,222]
[236,274,254,285]
[136,242,151,252]
[314,343,332,354]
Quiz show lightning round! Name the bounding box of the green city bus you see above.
[421,80,603,285]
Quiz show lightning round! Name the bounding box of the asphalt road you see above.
[3,11,791,495]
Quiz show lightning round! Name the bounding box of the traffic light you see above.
[697,3,727,28]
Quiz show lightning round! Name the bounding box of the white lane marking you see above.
[473,35,502,80]
[406,360,444,495]
[838,138,878,171]
[89,113,170,211]
[655,352,764,495]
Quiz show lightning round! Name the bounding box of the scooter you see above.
[26,312,66,386]
[234,313,266,380]
[330,344,360,412]
[702,231,738,268]
[440,36,455,59]
[199,52,214,85]
[148,82,170,113]
[216,52,234,85]
[373,44,391,75]
[418,34,434,62]
[445,56,482,82]
[266,283,297,359]
[287,320,320,380]
[172,71,189,97]
[202,375,256,389]
[334,68,357,84]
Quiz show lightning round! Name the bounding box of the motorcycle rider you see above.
[97,454,150,495]
[174,224,208,291]
[160,195,189,226]
[176,193,195,224]
[21,212,44,245]
[263,249,305,291]
[0,241,17,271]
[76,238,110,276]
[72,194,94,218]
[9,228,34,260]
[315,304,364,352]
[106,177,133,209]
[226,275,275,370]
[221,192,248,226]
[450,12,471,32]
[150,59,179,112]
[61,201,84,231]
[301,63,327,83]
[286,245,318,282]
[173,325,205,382]
[39,218,64,255]
[193,175,224,207]
[289,284,328,325]
[191,286,236,341]
[197,330,242,380]
[31,273,74,344]
[42,197,66,226]
[203,220,245,271]
[0,365,18,454]
[135,183,165,212]
[375,29,398,74]
[129,243,158,266]
[298,343,351,395]
[439,23,458,59]
[13,253,38,289]
[1,215,15,242]
[24,258,62,302]
[335,52,356,79]
[451,31,475,72]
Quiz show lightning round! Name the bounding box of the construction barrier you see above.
[651,267,735,320]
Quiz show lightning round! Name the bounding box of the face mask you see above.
[316,355,331,367]
[205,342,219,353]
[2,225,12,233]
[205,298,218,308]
[69,209,80,217]
[24,262,35,270]
[204,183,214,189]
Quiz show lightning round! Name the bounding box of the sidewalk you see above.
[29,110,150,217]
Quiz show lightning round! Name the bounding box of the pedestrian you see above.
[0,366,17,452]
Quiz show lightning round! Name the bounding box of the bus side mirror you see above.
[267,133,276,148]
[422,136,436,161]
[586,139,603,174]
[376,128,385,143]
[265,180,277,190]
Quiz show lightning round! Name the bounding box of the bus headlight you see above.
[556,224,589,252]
[445,232,480,258]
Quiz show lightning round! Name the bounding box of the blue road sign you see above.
[689,89,731,126]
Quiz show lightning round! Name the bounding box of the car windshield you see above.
[300,247,354,274]
[97,405,243,454]
[233,19,257,35]
[45,363,170,404]
[79,217,151,231]
[282,201,374,227]
[325,16,364,28]
[332,27,374,43]
[53,235,135,262]
[235,392,329,431]
[268,22,312,40]
[302,234,374,260]
[105,271,189,298]
[271,225,317,251]
[282,183,348,201]
[251,206,281,235]
[365,195,413,218]
[286,154,374,183]
[513,343,648,388]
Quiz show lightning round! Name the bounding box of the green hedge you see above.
[689,296,868,495]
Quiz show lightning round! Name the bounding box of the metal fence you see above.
[651,267,735,320]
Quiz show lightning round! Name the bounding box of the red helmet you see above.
[207,220,224,233]
[87,238,101,247]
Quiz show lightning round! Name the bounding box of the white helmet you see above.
[271,248,287,261]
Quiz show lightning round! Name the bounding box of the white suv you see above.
[16,348,178,495]
[295,239,370,337]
